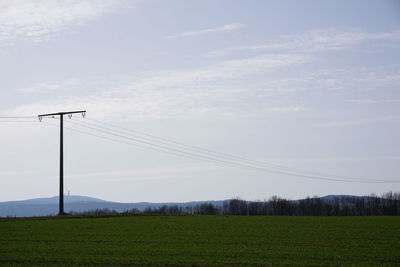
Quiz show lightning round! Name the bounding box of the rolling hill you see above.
[0,195,224,217]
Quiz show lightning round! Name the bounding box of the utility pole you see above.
[38,111,86,215]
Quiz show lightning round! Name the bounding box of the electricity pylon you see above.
[38,111,86,215]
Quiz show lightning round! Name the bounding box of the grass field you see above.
[0,215,399,266]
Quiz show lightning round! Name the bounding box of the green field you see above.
[0,215,399,266]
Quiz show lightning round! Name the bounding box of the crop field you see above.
[0,215,399,266]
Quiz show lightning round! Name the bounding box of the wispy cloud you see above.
[6,24,400,122]
[168,23,244,39]
[263,106,308,114]
[319,116,400,128]
[16,81,67,93]
[7,52,400,122]
[8,53,309,120]
[206,29,400,57]
[0,0,130,44]
[346,99,400,104]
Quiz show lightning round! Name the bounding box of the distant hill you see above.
[1,194,393,217]
[319,195,368,201]
[12,195,107,205]
[0,195,225,217]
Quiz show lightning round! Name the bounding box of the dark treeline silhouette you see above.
[72,192,400,216]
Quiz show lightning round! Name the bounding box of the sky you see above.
[0,0,399,202]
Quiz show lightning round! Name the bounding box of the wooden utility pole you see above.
[38,111,86,215]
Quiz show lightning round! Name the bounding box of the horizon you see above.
[3,192,395,204]
[2,191,398,218]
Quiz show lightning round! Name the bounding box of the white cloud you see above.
[206,29,400,57]
[15,78,90,93]
[8,53,309,120]
[319,116,400,128]
[7,53,400,122]
[263,106,308,113]
[0,0,130,44]
[346,99,400,104]
[288,67,400,93]
[168,23,244,39]
[17,81,63,92]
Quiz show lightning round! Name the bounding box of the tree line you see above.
[73,191,400,216]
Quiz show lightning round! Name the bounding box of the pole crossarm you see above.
[38,110,86,119]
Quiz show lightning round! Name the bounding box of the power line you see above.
[85,118,384,183]
[0,121,39,123]
[47,118,245,168]
[65,120,289,173]
[63,119,399,184]
[46,120,229,165]
[0,116,37,119]
[5,114,398,184]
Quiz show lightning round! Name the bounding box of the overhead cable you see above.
[60,119,399,184]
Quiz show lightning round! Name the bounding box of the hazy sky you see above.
[1,0,399,202]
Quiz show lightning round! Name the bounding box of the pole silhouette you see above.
[38,111,86,215]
